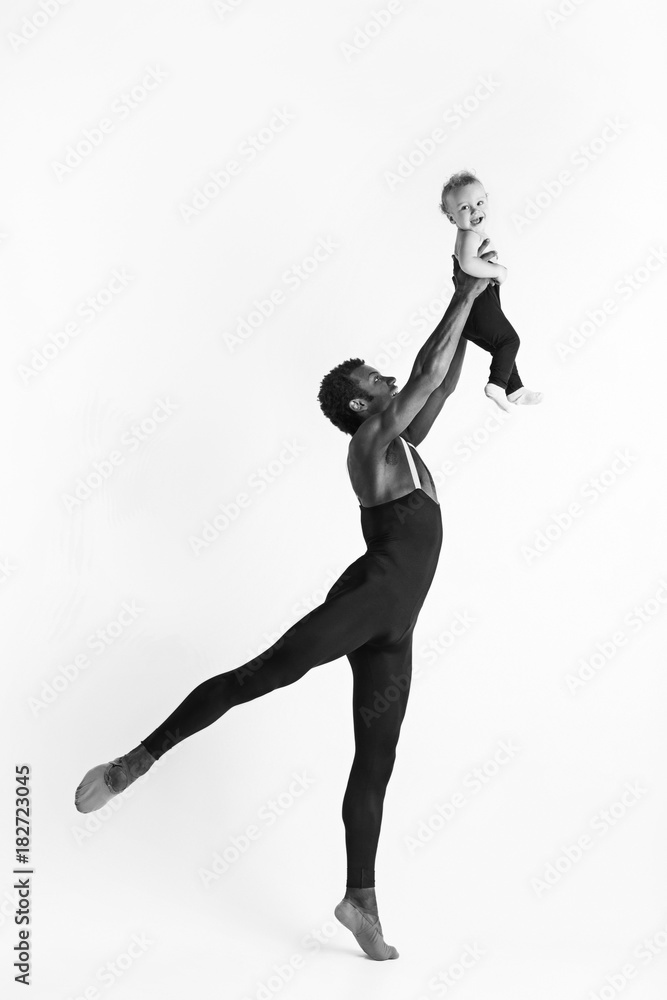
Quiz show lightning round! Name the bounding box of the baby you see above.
[440,170,542,411]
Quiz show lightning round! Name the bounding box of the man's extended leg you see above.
[334,635,413,961]
[74,578,384,813]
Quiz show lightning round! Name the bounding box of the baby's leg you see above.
[506,362,523,397]
[463,286,541,407]
[469,288,520,388]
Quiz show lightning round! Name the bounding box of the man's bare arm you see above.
[403,243,498,444]
[359,271,488,453]
[403,338,467,445]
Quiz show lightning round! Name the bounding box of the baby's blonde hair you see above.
[439,169,481,216]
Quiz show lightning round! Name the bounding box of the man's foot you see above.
[507,386,543,405]
[484,382,514,412]
[334,887,399,961]
[74,743,156,814]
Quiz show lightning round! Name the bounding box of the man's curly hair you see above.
[317,357,371,435]
[439,169,480,216]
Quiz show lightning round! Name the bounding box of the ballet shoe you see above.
[74,757,130,814]
[334,898,399,960]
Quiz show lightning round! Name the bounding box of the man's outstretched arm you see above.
[356,257,491,455]
[403,335,467,446]
[404,245,495,445]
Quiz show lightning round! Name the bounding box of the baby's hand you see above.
[494,264,508,285]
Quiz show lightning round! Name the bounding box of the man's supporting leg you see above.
[334,636,413,961]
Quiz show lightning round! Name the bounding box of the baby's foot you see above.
[484,383,514,412]
[507,387,543,405]
[334,899,399,960]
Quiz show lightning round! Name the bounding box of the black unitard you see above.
[454,256,523,395]
[142,436,443,889]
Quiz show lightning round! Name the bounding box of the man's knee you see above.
[375,750,398,786]
[357,748,397,789]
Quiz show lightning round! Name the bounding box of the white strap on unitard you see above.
[400,436,421,491]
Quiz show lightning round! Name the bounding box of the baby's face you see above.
[445,181,488,231]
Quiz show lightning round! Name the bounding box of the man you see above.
[74,244,493,962]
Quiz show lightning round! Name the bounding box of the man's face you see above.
[444,181,488,231]
[349,364,398,418]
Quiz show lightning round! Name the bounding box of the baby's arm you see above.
[458,229,506,281]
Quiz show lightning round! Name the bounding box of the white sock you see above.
[507,387,543,405]
[484,383,514,412]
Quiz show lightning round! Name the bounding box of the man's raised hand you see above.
[451,253,491,299]
[478,236,505,285]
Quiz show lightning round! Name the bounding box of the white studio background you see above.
[1,1,666,998]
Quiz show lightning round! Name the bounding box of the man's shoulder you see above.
[349,423,405,460]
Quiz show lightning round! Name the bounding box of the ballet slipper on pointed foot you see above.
[74,758,129,814]
[74,745,155,814]
[334,899,399,961]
